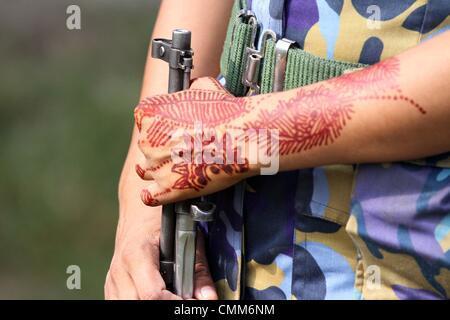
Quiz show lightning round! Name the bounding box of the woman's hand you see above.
[134,77,258,206]
[105,210,217,300]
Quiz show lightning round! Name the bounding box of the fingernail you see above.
[201,286,216,299]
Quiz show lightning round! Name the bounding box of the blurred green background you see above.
[0,0,159,299]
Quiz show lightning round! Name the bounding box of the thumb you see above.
[194,231,218,300]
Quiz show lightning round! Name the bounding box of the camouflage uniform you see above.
[204,0,450,300]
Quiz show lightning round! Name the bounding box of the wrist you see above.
[227,94,281,176]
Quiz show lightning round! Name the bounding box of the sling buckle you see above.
[242,30,277,95]
[273,38,296,92]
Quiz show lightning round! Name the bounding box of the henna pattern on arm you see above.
[336,58,426,114]
[246,85,354,154]
[246,57,426,155]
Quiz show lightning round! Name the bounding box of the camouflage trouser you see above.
[203,161,450,300]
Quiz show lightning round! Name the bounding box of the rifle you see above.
[151,29,215,299]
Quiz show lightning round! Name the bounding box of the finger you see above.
[135,151,153,180]
[190,77,229,94]
[135,163,153,180]
[124,241,181,300]
[136,158,173,181]
[152,289,183,300]
[193,231,218,300]
[135,154,156,180]
[140,181,180,207]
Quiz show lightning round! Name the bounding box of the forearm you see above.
[118,0,233,225]
[140,0,234,98]
[240,31,450,172]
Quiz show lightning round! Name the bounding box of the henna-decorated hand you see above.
[134,58,430,207]
[134,77,257,206]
